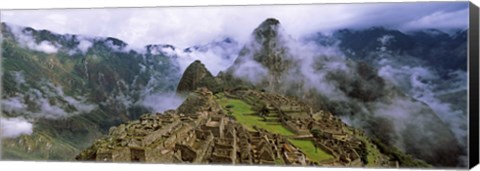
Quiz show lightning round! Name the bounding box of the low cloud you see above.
[377,57,467,150]
[227,21,467,165]
[77,38,93,54]
[8,25,61,54]
[401,8,469,31]
[0,117,33,139]
[139,93,184,113]
[2,71,98,119]
[233,59,269,85]
[174,38,240,75]
[1,97,27,114]
[1,2,468,49]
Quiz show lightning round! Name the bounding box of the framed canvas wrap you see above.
[0,1,478,170]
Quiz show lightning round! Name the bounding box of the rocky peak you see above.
[176,60,221,94]
[228,18,293,91]
[252,18,281,43]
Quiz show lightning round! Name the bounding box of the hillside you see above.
[1,23,182,160]
[219,18,461,167]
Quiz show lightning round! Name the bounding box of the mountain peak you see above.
[260,18,280,27]
[252,18,283,43]
[176,60,222,94]
[224,18,295,92]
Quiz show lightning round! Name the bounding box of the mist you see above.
[225,20,467,166]
[172,37,241,75]
[0,117,33,139]
[8,24,61,54]
[139,93,185,113]
[1,2,468,49]
[2,71,98,119]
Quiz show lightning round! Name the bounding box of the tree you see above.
[311,128,323,139]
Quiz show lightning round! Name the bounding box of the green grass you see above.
[275,158,285,165]
[356,136,381,166]
[288,139,334,162]
[217,96,334,162]
[1,132,80,161]
[217,97,294,136]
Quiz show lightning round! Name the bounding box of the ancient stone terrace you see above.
[77,88,308,165]
[227,90,312,135]
[222,89,370,166]
[77,88,398,167]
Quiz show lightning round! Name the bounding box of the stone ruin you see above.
[77,88,399,167]
[77,109,311,165]
[224,89,387,167]
[77,88,309,165]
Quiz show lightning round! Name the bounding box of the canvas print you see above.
[0,2,471,169]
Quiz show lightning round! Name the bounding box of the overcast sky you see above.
[1,2,469,49]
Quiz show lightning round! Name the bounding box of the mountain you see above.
[310,27,468,76]
[1,23,182,160]
[305,26,469,167]
[176,60,222,94]
[221,19,462,167]
[224,18,295,92]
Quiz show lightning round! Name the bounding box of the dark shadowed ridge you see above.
[176,60,221,94]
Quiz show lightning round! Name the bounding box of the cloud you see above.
[1,2,468,49]
[77,38,93,54]
[35,41,59,53]
[8,25,61,54]
[233,59,269,85]
[377,57,468,149]
[2,72,98,119]
[285,41,350,101]
[224,19,467,165]
[1,97,27,113]
[139,93,184,113]
[0,117,33,139]
[401,8,469,31]
[64,96,96,114]
[11,71,26,86]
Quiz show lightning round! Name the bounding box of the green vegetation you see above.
[1,131,80,160]
[1,25,181,160]
[356,136,381,167]
[216,96,334,162]
[274,158,285,165]
[370,138,431,167]
[288,139,334,162]
[217,97,294,135]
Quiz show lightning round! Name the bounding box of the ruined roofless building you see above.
[77,88,310,165]
[77,88,405,168]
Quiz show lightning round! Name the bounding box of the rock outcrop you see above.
[176,60,222,94]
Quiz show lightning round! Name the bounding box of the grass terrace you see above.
[288,139,334,161]
[216,95,334,162]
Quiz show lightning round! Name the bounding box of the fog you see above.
[1,2,468,49]
[8,24,61,54]
[0,117,33,138]
[225,19,467,165]
[2,71,98,119]
[139,93,184,113]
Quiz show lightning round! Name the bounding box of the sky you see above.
[0,2,469,49]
